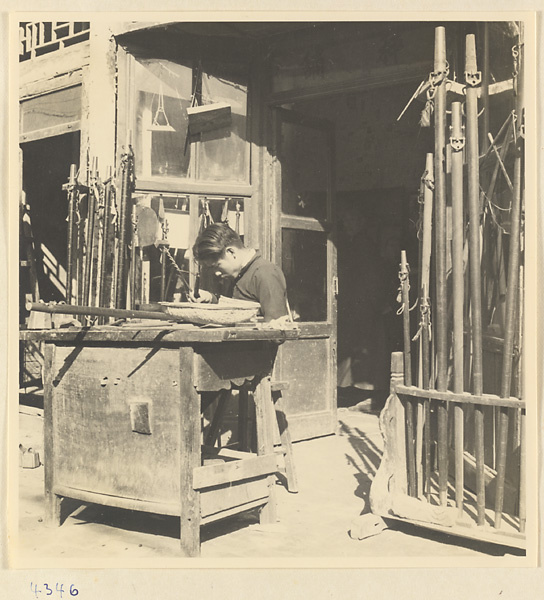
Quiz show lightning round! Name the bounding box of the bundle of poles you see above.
[397,26,525,532]
[64,136,137,322]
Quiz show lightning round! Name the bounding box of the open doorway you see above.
[20,131,80,310]
[20,132,80,395]
[288,81,429,410]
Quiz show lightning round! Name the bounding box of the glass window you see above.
[134,58,193,179]
[282,229,328,322]
[132,56,249,184]
[198,66,248,182]
[280,119,328,220]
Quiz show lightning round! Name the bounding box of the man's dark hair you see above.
[192,223,244,262]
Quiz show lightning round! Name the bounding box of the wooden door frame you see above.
[268,103,338,439]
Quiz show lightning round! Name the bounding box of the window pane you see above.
[198,65,248,182]
[280,120,328,220]
[282,229,328,322]
[134,58,193,178]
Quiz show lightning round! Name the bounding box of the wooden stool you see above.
[206,379,298,493]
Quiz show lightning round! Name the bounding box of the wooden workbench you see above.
[29,322,299,556]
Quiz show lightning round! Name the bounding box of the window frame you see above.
[125,52,253,196]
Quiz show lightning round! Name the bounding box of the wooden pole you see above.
[76,190,86,305]
[451,102,465,516]
[116,135,134,309]
[400,251,412,386]
[433,27,449,507]
[420,154,433,499]
[433,26,448,393]
[480,23,490,155]
[420,153,434,325]
[65,164,77,304]
[99,168,115,313]
[160,244,169,302]
[83,163,97,309]
[90,161,101,308]
[465,34,484,395]
[495,25,524,530]
[129,204,138,309]
[400,251,416,496]
[26,300,169,321]
[465,33,485,526]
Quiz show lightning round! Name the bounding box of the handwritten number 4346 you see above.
[31,583,79,598]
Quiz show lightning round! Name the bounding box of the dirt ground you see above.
[12,400,524,565]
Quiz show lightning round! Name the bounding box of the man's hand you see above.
[187,289,215,303]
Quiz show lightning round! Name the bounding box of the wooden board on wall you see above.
[275,335,336,441]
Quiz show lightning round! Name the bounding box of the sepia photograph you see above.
[2,6,541,596]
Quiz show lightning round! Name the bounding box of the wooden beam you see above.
[269,61,430,106]
[193,454,277,490]
[20,121,80,144]
[396,384,525,409]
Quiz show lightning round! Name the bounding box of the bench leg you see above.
[238,387,250,452]
[45,490,63,527]
[254,377,277,524]
[179,347,201,557]
[274,393,299,494]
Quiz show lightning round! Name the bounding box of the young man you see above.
[190,223,289,323]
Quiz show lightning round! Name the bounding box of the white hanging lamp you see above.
[148,79,176,133]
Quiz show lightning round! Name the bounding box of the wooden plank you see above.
[380,514,525,550]
[53,484,180,517]
[194,342,277,392]
[51,345,182,502]
[20,68,83,99]
[280,214,331,233]
[135,178,253,197]
[201,445,256,460]
[200,480,269,521]
[396,385,524,409]
[275,336,335,441]
[193,454,277,490]
[200,498,267,526]
[19,40,89,90]
[19,121,81,143]
[21,326,300,344]
[370,353,408,513]
[178,345,201,557]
